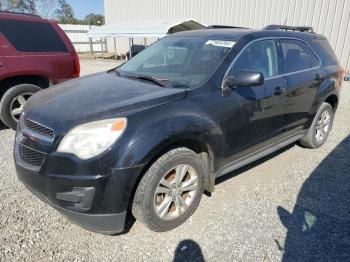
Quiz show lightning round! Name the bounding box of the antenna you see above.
[283,18,287,25]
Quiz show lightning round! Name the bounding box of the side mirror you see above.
[223,71,264,90]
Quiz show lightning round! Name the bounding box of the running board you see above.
[215,133,305,178]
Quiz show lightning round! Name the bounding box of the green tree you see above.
[54,0,75,24]
[84,13,105,26]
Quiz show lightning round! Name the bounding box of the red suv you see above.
[0,11,80,130]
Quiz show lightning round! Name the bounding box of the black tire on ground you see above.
[132,147,205,232]
[0,84,41,130]
[299,102,334,149]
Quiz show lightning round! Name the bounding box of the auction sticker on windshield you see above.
[205,40,236,48]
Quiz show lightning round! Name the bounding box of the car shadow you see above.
[173,239,205,262]
[278,135,350,261]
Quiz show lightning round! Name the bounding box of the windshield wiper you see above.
[131,75,170,87]
[114,69,122,76]
[114,70,169,87]
[171,81,191,89]
[171,84,191,89]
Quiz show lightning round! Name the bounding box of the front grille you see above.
[24,119,54,138]
[18,143,46,168]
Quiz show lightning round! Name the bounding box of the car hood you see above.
[24,71,186,132]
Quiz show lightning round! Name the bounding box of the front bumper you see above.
[16,160,144,234]
[14,117,145,234]
[24,182,127,234]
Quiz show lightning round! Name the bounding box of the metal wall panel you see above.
[105,0,350,71]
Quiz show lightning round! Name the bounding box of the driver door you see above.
[222,39,287,162]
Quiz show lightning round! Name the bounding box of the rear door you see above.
[277,38,321,134]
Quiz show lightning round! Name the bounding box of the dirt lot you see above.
[0,59,349,261]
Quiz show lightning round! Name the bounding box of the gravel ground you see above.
[0,59,349,261]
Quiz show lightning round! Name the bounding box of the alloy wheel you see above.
[315,110,331,143]
[153,164,198,220]
[10,92,33,122]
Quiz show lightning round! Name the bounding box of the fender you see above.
[316,78,339,107]
[315,63,341,109]
[107,106,225,170]
[101,103,225,195]
[306,77,339,129]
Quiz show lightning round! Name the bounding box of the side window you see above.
[279,39,320,74]
[229,40,278,79]
[0,20,68,52]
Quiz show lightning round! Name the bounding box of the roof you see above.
[0,11,41,18]
[170,28,318,41]
[171,28,257,40]
[0,11,47,23]
[87,19,205,38]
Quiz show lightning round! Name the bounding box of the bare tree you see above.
[36,0,56,18]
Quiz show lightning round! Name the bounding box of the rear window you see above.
[279,39,320,74]
[0,20,68,52]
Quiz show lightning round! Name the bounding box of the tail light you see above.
[336,67,345,92]
[72,51,80,78]
[338,67,345,85]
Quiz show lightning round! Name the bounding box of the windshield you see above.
[117,36,235,88]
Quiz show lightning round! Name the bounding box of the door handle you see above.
[274,86,286,96]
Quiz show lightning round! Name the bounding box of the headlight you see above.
[57,118,127,160]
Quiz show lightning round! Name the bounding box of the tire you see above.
[132,147,205,232]
[0,84,41,130]
[299,102,334,149]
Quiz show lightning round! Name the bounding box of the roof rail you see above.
[263,24,315,33]
[205,25,249,29]
[0,10,41,18]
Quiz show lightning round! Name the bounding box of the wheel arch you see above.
[324,94,339,112]
[0,75,50,99]
[126,137,217,215]
[140,138,216,194]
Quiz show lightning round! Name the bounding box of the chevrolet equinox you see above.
[15,25,343,234]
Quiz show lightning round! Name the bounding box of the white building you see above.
[104,0,350,70]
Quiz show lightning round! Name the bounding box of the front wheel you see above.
[132,148,205,232]
[0,84,41,130]
[299,102,334,149]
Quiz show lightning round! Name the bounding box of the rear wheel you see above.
[132,148,205,232]
[299,102,334,149]
[0,84,41,130]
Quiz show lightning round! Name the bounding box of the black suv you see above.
[15,25,343,234]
